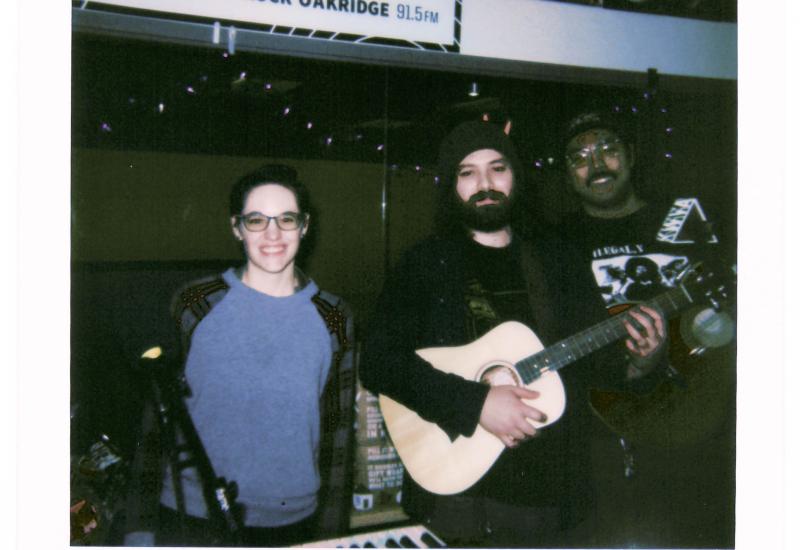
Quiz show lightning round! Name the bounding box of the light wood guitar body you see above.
[377,264,731,494]
[378,321,566,495]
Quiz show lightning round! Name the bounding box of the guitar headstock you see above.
[677,262,736,312]
[676,263,737,353]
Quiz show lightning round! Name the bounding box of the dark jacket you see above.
[360,230,637,522]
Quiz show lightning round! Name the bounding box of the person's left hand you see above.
[623,304,666,377]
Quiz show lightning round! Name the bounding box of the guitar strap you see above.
[519,241,559,345]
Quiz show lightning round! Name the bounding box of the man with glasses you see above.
[123,165,354,547]
[560,108,730,310]
[361,120,666,548]
[559,109,736,547]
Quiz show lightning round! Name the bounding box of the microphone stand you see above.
[141,348,244,546]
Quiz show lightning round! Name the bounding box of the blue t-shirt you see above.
[161,268,332,527]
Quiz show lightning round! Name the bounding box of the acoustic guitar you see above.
[378,263,731,495]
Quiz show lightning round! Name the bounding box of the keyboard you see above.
[296,523,446,548]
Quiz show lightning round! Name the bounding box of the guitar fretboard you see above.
[515,284,694,384]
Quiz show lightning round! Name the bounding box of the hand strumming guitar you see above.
[479,386,547,449]
[477,305,665,449]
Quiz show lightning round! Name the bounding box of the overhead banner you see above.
[458,0,736,80]
[91,0,458,46]
[81,0,735,80]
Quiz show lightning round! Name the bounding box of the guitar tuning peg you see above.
[688,346,708,357]
[705,291,721,310]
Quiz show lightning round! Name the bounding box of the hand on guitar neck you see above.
[377,263,731,495]
[478,304,666,450]
[479,385,546,448]
[621,304,668,379]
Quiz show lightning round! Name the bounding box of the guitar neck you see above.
[516,285,694,384]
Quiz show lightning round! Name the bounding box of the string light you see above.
[86,64,694,172]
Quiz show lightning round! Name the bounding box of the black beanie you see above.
[436,120,524,189]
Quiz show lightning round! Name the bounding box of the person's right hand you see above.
[479,385,546,448]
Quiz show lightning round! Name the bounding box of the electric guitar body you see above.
[590,304,736,449]
[378,321,565,496]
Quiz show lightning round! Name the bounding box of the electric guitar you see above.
[378,263,731,495]
[589,293,737,449]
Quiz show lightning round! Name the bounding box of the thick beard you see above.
[457,190,514,232]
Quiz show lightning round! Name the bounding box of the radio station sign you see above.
[92,0,457,46]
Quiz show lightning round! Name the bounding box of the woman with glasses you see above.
[125,165,353,547]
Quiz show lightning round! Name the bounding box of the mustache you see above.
[587,171,615,186]
[468,190,508,205]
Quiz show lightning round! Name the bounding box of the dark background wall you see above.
[70,31,737,547]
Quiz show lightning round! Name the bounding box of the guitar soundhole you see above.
[479,364,522,387]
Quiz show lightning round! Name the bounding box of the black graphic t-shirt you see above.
[457,238,584,508]
[562,199,736,457]
[562,198,719,313]
[461,238,536,340]
[561,196,740,360]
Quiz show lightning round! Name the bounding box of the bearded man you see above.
[360,120,666,548]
